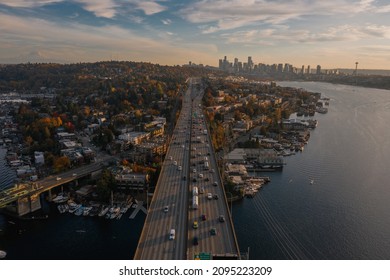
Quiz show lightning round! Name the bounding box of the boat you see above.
[83,207,92,216]
[110,207,121,219]
[120,204,129,214]
[0,250,6,259]
[98,205,109,217]
[57,204,68,214]
[52,193,69,203]
[68,203,81,214]
[310,179,315,185]
[74,206,84,216]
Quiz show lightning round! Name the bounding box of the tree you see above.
[53,156,71,173]
[96,170,117,202]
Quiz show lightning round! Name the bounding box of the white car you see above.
[177,166,182,171]
[207,193,213,200]
[173,161,177,166]
[169,229,175,240]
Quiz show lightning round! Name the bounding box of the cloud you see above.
[0,0,119,18]
[128,0,167,15]
[179,0,380,33]
[161,19,172,25]
[76,0,118,18]
[0,13,217,65]
[220,24,390,46]
[0,0,62,7]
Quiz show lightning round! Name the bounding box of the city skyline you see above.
[1,0,390,69]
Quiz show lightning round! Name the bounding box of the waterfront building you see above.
[115,173,149,191]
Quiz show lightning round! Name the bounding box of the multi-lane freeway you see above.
[134,78,239,260]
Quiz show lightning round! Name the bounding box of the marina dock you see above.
[129,201,147,219]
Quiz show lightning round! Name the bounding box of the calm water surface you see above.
[1,81,390,259]
[234,81,390,259]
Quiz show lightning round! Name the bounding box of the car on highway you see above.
[201,214,206,221]
[213,181,218,187]
[169,229,175,240]
[56,177,61,181]
[210,228,217,236]
[213,194,219,200]
[163,206,169,213]
[193,236,199,246]
[177,166,182,171]
[193,221,198,229]
[198,173,203,178]
[207,193,213,200]
[193,169,196,173]
[173,161,177,166]
[199,187,204,194]
[72,173,77,177]
[183,176,186,181]
[219,215,225,222]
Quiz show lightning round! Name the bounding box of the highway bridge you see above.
[134,78,240,260]
[0,160,107,215]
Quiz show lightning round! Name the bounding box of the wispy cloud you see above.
[0,13,216,64]
[0,0,62,7]
[220,23,390,46]
[128,0,167,15]
[76,0,118,18]
[161,19,172,25]
[0,0,119,18]
[179,0,381,34]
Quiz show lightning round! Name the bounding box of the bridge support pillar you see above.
[16,194,42,216]
[48,189,53,202]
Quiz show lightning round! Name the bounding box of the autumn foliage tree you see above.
[53,156,71,173]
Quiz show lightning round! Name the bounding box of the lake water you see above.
[233,81,390,259]
[1,81,390,259]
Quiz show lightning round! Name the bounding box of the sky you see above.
[0,0,390,69]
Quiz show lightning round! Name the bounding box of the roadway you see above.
[0,154,113,208]
[134,79,193,259]
[134,78,239,260]
[186,93,238,259]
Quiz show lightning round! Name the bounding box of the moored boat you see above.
[0,250,6,259]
